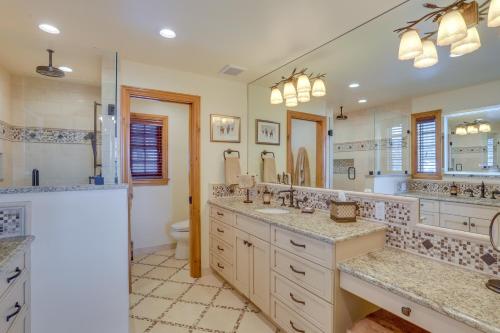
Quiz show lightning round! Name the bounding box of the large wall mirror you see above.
[247,0,500,192]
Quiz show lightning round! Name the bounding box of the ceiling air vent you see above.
[219,65,246,76]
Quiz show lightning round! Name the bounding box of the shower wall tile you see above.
[333,136,408,152]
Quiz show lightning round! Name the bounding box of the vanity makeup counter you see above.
[338,247,500,333]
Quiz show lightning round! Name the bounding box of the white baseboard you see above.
[134,243,176,256]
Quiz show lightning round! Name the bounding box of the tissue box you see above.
[330,200,357,223]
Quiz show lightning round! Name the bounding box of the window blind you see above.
[416,118,437,173]
[389,125,403,172]
[130,118,164,179]
[487,137,494,167]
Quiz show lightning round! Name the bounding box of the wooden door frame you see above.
[286,110,327,187]
[121,85,201,280]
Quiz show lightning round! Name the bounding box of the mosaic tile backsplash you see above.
[0,206,25,238]
[402,179,500,197]
[210,183,499,276]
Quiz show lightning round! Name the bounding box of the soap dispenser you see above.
[450,182,458,196]
[263,186,272,205]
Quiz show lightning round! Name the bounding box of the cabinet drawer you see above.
[420,199,439,213]
[271,226,333,269]
[210,219,235,246]
[271,246,333,303]
[420,211,439,226]
[235,215,270,242]
[439,214,469,232]
[271,296,323,333]
[271,272,332,332]
[210,235,233,264]
[210,206,235,226]
[469,217,490,236]
[440,202,499,220]
[0,274,28,333]
[0,252,27,300]
[210,253,233,285]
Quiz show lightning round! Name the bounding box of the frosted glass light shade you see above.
[450,27,481,56]
[285,96,298,107]
[488,0,500,27]
[311,79,326,97]
[297,91,310,103]
[455,126,467,135]
[398,30,423,60]
[479,123,491,133]
[414,40,438,68]
[467,124,479,134]
[270,87,283,104]
[283,81,297,99]
[296,74,311,93]
[437,10,467,46]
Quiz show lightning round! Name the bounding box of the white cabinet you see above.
[440,213,469,232]
[420,211,439,226]
[234,229,251,296]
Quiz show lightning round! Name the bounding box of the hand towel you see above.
[293,147,311,187]
[224,156,241,185]
[262,156,277,183]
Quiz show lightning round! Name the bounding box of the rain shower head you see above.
[36,49,65,78]
[336,106,347,120]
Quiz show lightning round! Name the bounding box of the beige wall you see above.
[0,66,12,185]
[121,60,247,268]
[129,98,190,250]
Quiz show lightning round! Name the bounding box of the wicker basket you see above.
[330,200,357,223]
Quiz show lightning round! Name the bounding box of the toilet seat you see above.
[172,220,189,232]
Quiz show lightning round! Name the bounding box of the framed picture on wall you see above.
[256,119,280,145]
[210,114,241,143]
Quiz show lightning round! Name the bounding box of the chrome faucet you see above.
[278,183,297,208]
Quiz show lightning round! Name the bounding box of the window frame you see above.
[411,110,442,180]
[129,112,169,186]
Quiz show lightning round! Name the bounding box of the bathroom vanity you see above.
[208,197,386,333]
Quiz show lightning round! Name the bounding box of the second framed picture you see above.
[210,114,241,143]
[256,119,280,145]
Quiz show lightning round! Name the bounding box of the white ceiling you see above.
[253,1,500,112]
[0,0,407,84]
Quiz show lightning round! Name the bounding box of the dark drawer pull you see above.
[6,302,21,322]
[217,263,224,270]
[290,239,306,248]
[216,212,224,216]
[401,306,411,317]
[217,245,224,252]
[7,267,22,284]
[462,222,468,226]
[470,222,476,227]
[216,228,224,233]
[289,292,305,305]
[290,320,305,333]
[289,265,305,275]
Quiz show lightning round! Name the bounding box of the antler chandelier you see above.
[269,68,326,106]
[395,0,500,68]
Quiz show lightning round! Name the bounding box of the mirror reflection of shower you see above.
[85,101,103,184]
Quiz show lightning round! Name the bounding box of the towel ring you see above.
[223,149,240,160]
[261,150,275,160]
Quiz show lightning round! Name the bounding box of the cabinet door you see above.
[420,211,439,226]
[470,217,490,236]
[440,214,469,232]
[233,229,250,297]
[249,235,270,315]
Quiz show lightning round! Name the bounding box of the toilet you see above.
[170,220,190,260]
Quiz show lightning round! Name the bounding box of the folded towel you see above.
[225,157,241,185]
[262,156,277,183]
[237,174,255,189]
[293,147,311,187]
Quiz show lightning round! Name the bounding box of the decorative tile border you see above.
[0,205,25,238]
[0,120,98,144]
[209,183,499,276]
[333,159,354,174]
[451,146,491,154]
[334,137,408,152]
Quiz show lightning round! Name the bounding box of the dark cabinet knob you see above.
[401,306,411,317]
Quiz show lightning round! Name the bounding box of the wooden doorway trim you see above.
[121,86,201,282]
[287,110,327,187]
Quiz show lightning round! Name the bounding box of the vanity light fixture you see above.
[159,28,176,39]
[349,83,360,88]
[395,1,494,68]
[358,99,367,104]
[455,125,468,135]
[38,24,60,34]
[269,68,326,106]
[479,122,491,132]
[467,124,479,134]
[58,66,73,73]
[455,120,491,135]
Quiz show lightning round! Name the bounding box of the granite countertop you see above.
[338,248,500,333]
[398,191,500,208]
[0,236,34,268]
[0,184,129,195]
[208,197,386,244]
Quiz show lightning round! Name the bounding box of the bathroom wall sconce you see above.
[270,68,326,105]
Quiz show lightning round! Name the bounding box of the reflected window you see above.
[389,125,403,172]
[411,110,442,179]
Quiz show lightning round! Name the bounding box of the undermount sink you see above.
[255,208,290,214]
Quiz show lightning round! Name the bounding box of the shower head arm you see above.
[47,49,54,67]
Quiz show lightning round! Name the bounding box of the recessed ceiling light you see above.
[159,28,176,39]
[38,24,60,34]
[358,99,367,103]
[58,66,73,73]
[349,83,360,88]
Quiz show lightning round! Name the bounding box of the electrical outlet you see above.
[375,201,385,220]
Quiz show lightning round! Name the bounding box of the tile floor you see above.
[130,248,279,333]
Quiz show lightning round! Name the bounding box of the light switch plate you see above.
[375,201,385,220]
